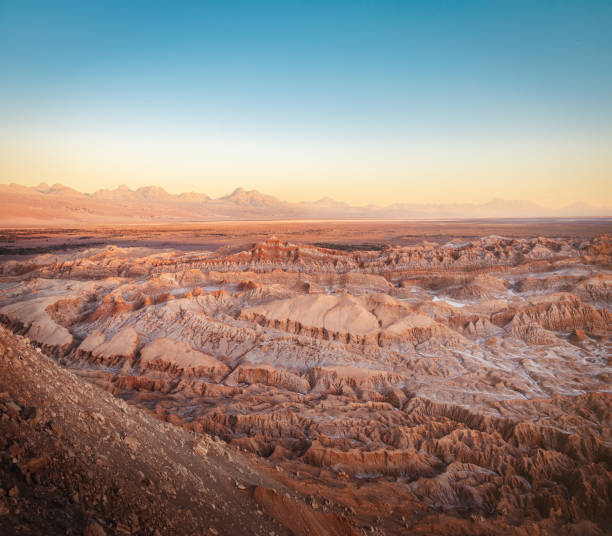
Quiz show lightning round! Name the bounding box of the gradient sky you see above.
[1,0,611,207]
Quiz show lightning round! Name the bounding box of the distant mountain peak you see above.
[134,185,172,200]
[220,187,283,207]
[308,196,350,208]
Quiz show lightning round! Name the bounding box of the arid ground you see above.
[1,220,611,535]
[2,218,611,254]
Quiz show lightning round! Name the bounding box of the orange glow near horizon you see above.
[1,124,611,208]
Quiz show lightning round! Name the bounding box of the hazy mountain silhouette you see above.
[0,182,610,225]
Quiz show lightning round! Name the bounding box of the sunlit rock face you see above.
[1,234,611,535]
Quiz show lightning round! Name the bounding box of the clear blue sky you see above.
[1,0,611,206]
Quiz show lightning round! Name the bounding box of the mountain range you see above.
[0,182,610,226]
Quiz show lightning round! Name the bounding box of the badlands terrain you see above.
[1,223,611,534]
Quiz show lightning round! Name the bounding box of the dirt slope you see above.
[0,325,312,536]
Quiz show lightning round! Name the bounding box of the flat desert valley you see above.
[1,219,611,535]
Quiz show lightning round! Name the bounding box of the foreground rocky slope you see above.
[0,327,292,535]
[0,326,364,536]
[1,234,611,534]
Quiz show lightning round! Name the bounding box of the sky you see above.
[0,0,611,207]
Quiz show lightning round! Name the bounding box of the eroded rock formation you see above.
[1,234,610,535]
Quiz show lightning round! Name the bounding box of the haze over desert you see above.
[1,182,610,228]
[1,1,612,535]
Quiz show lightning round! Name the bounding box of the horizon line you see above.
[3,180,611,212]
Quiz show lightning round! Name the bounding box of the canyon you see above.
[1,227,611,535]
